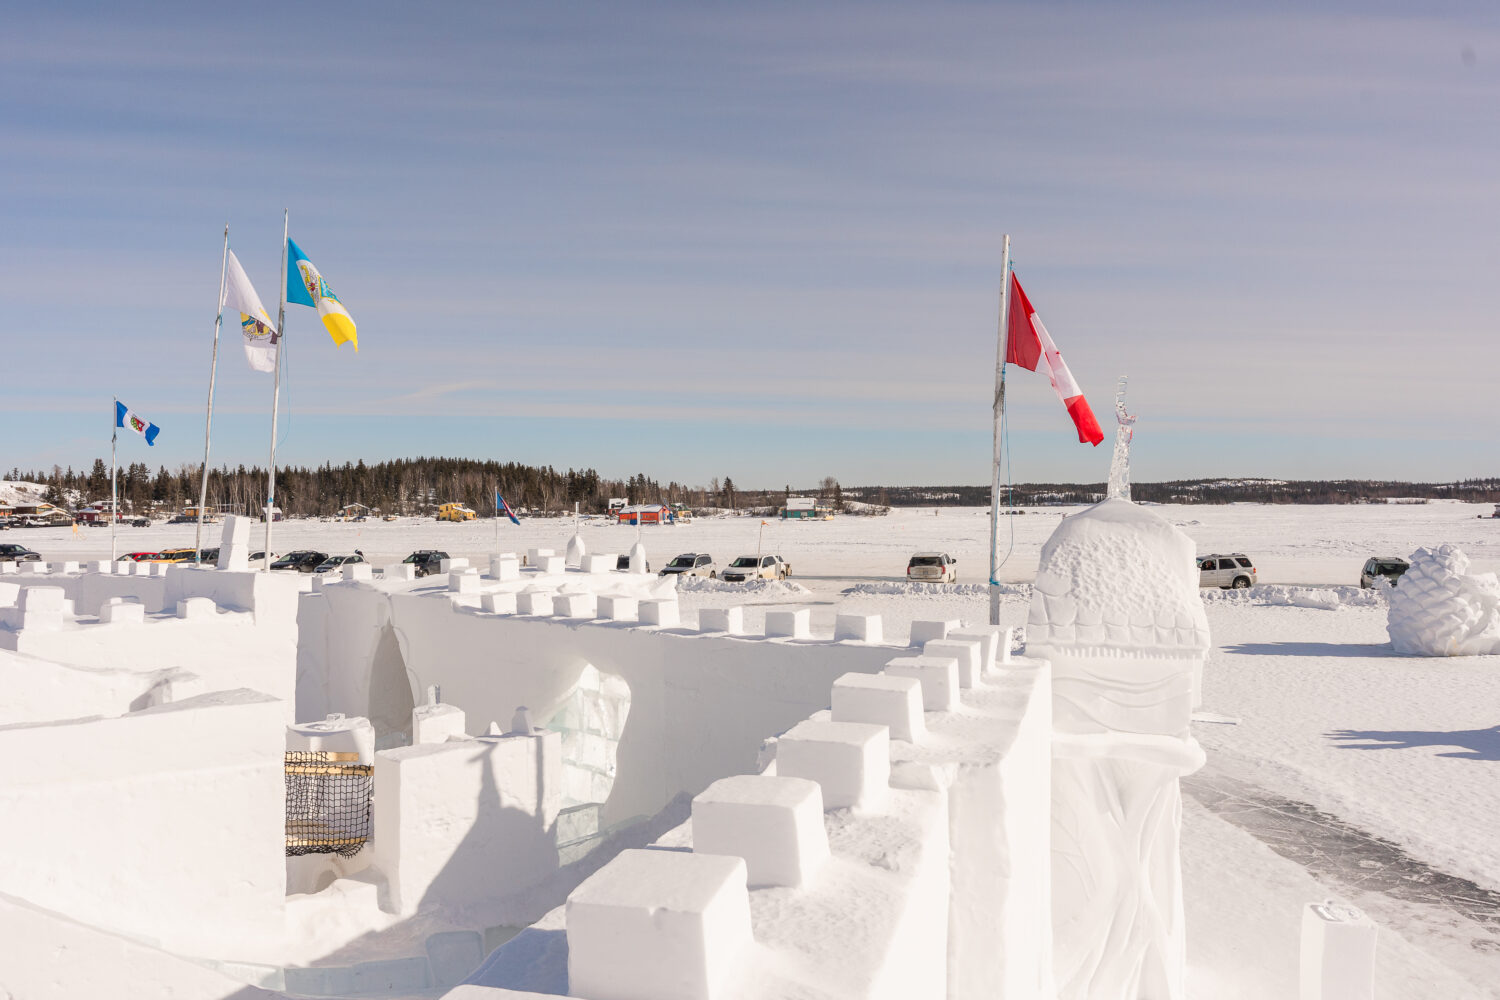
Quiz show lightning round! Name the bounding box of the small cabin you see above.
[616,503,674,525]
[780,496,833,520]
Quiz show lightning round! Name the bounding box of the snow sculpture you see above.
[1027,498,1210,999]
[1107,377,1135,502]
[628,540,647,574]
[566,532,587,567]
[1387,544,1500,656]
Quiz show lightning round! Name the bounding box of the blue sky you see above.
[4,2,1497,488]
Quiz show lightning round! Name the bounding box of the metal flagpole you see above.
[265,210,288,570]
[110,398,118,562]
[196,224,230,564]
[988,234,1013,626]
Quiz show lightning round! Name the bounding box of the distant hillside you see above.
[6,457,1498,520]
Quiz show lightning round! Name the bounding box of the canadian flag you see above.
[1006,272,1104,446]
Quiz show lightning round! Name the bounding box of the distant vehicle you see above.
[247,550,278,569]
[403,550,449,578]
[436,503,476,522]
[0,543,41,563]
[382,514,398,522]
[271,550,329,573]
[660,553,715,578]
[616,554,653,572]
[118,551,159,563]
[127,516,150,527]
[314,552,366,574]
[722,554,790,582]
[1199,553,1256,589]
[1360,556,1410,589]
[907,552,958,584]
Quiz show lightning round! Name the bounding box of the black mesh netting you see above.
[284,751,373,858]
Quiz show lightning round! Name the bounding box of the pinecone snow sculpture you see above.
[1387,544,1500,656]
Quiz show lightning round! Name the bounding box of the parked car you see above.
[907,552,957,583]
[271,550,329,573]
[314,552,367,574]
[247,550,278,569]
[660,553,715,578]
[126,516,150,527]
[1360,556,1410,589]
[1199,553,1257,589]
[722,554,790,582]
[615,554,653,572]
[402,550,449,578]
[118,551,160,562]
[153,548,200,563]
[0,543,41,563]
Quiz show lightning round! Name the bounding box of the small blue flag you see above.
[115,401,160,446]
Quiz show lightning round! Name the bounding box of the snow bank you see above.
[1387,544,1500,656]
[673,576,810,596]
[1201,584,1383,610]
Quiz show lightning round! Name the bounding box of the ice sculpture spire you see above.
[1107,376,1135,502]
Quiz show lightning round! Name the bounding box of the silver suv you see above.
[1360,557,1409,589]
[661,553,715,578]
[1199,553,1256,589]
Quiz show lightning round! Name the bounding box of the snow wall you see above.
[466,645,1055,1000]
[0,689,287,957]
[299,581,908,829]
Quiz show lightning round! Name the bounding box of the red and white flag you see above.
[1006,272,1103,446]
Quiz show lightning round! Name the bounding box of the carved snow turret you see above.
[1387,544,1500,656]
[1027,498,1210,1000]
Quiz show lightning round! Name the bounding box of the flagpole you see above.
[266,210,288,570]
[197,224,230,564]
[110,398,118,562]
[988,233,1012,627]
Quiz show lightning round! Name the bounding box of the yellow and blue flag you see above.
[287,238,358,351]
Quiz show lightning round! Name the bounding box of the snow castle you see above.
[1026,498,1210,1000]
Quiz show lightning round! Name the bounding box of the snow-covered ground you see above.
[6,501,1499,994]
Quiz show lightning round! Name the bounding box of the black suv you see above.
[403,550,449,578]
[0,543,41,563]
[271,550,328,573]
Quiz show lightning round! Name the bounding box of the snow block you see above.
[516,591,554,616]
[948,625,1002,675]
[481,592,518,615]
[18,587,65,613]
[287,714,376,765]
[174,597,215,621]
[923,638,982,689]
[0,562,14,574]
[775,719,890,811]
[538,555,565,575]
[831,672,924,742]
[87,560,114,574]
[640,599,680,628]
[489,555,520,581]
[557,592,598,618]
[0,582,16,607]
[412,701,466,744]
[883,655,959,712]
[56,561,79,574]
[698,607,745,635]
[692,774,829,888]
[99,597,145,626]
[216,514,252,571]
[439,557,470,574]
[448,570,480,594]
[764,608,811,639]
[909,618,959,646]
[834,613,883,643]
[150,562,170,577]
[580,553,615,574]
[598,595,638,622]
[384,563,416,581]
[133,561,153,577]
[1300,901,1377,1000]
[526,548,554,566]
[19,562,45,575]
[567,848,753,1000]
[343,563,373,582]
